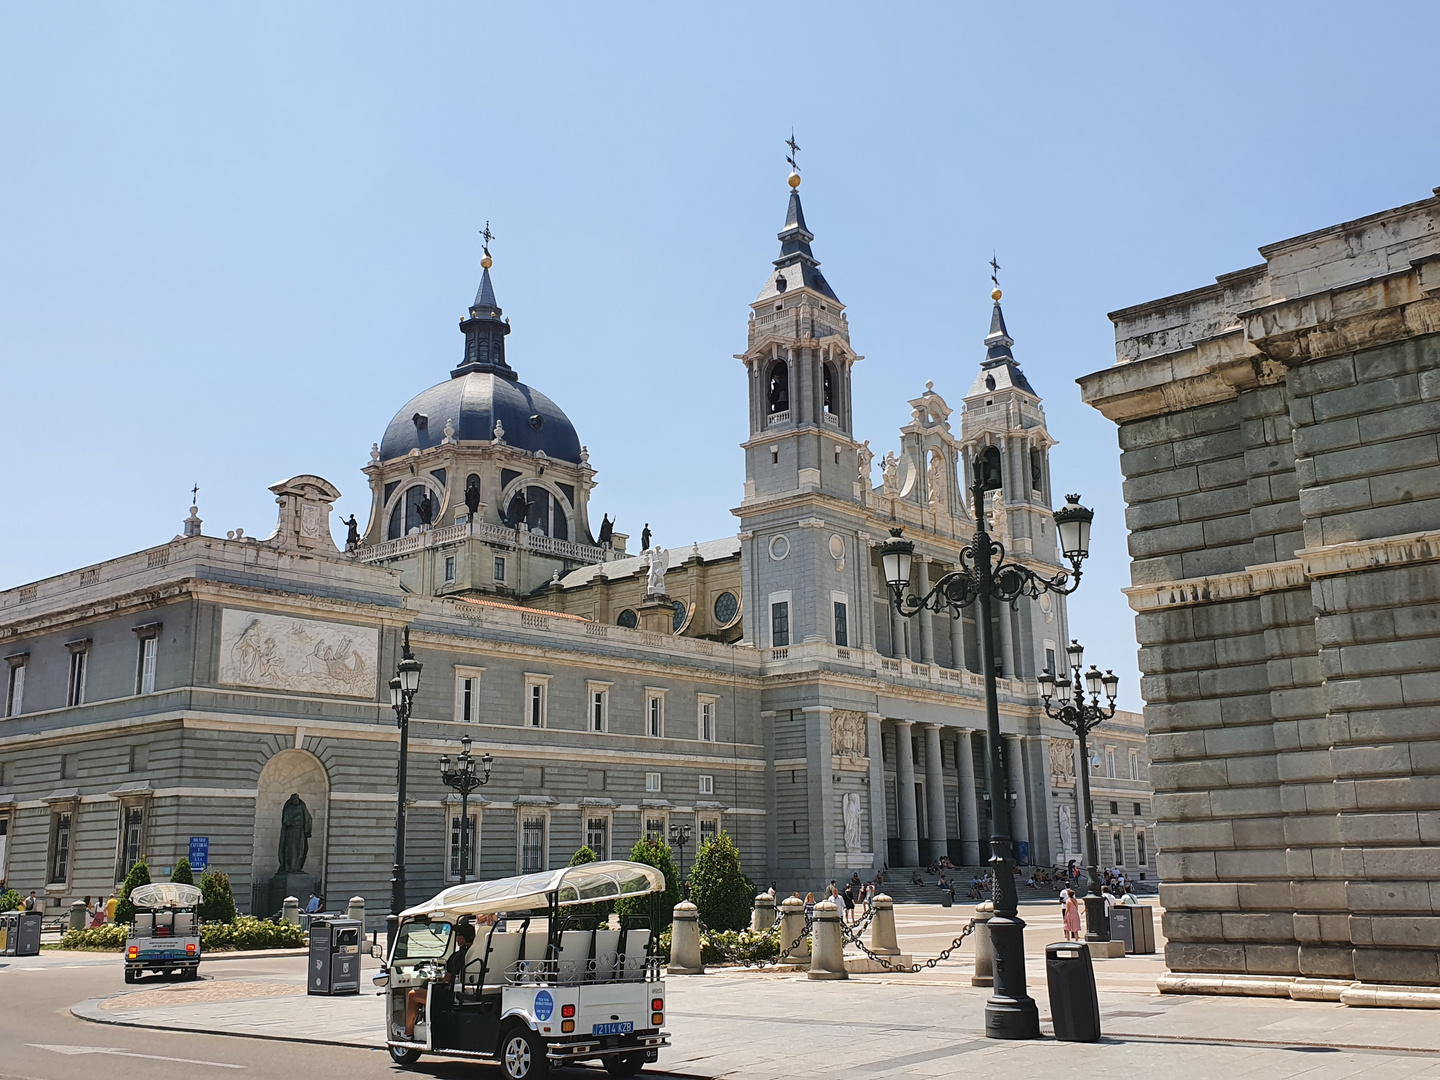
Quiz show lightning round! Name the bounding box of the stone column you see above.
[950,593,967,672]
[916,559,935,663]
[923,724,948,864]
[890,599,907,660]
[995,603,1014,678]
[893,721,920,866]
[1005,734,1031,862]
[807,901,848,980]
[956,729,981,865]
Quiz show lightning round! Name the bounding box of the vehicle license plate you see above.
[592,1022,634,1036]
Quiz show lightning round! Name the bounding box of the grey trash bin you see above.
[13,912,43,957]
[1109,907,1136,954]
[1045,941,1101,1042]
[308,917,361,995]
[0,913,16,955]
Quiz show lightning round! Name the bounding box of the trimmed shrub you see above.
[701,928,780,966]
[615,836,680,931]
[687,832,754,932]
[0,889,21,913]
[115,859,152,925]
[60,923,129,950]
[170,858,195,885]
[199,869,237,925]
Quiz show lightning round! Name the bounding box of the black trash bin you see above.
[12,912,43,957]
[308,917,361,995]
[1045,941,1100,1042]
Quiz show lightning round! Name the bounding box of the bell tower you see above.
[957,281,1068,680]
[734,161,867,649]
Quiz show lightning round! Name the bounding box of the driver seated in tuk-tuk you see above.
[398,915,495,1040]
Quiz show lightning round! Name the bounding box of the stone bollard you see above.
[69,900,88,931]
[668,901,704,975]
[971,901,994,987]
[347,896,366,927]
[282,895,301,926]
[869,894,901,956]
[807,901,848,980]
[778,896,809,966]
[751,893,776,932]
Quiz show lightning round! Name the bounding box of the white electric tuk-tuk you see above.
[376,860,669,1079]
[125,882,203,983]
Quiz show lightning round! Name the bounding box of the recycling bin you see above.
[1110,906,1136,954]
[307,917,361,995]
[1132,905,1156,954]
[10,912,43,956]
[1045,941,1100,1042]
[0,914,14,954]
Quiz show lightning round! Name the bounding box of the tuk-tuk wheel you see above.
[183,967,199,980]
[500,1023,547,1080]
[124,969,138,984]
[387,1044,421,1066]
[603,1051,645,1077]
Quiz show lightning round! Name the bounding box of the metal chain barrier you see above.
[842,916,978,973]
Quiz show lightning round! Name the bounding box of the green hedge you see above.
[199,869,237,924]
[60,916,306,952]
[60,923,130,950]
[114,859,152,925]
[687,832,754,932]
[654,926,782,966]
[0,889,21,914]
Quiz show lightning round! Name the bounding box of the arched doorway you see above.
[251,748,329,916]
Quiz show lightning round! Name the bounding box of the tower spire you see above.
[762,133,839,302]
[453,224,515,380]
[969,264,1036,397]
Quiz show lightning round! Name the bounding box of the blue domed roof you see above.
[379,371,583,463]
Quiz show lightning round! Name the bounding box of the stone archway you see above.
[252,749,329,914]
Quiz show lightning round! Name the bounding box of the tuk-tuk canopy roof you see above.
[400,860,666,920]
[130,882,203,909]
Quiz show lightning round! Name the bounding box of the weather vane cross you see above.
[990,252,1002,289]
[785,129,801,174]
[479,220,495,258]
[191,483,199,505]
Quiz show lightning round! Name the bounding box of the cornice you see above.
[1296,529,1439,580]
[1122,559,1308,612]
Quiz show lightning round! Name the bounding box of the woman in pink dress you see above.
[1062,888,1082,942]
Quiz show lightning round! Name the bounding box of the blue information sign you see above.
[1016,840,1030,866]
[189,836,210,871]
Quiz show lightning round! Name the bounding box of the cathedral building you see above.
[0,169,1152,921]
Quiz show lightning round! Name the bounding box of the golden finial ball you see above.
[991,287,1002,301]
[481,254,493,270]
[788,171,801,189]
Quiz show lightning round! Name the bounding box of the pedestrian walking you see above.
[804,892,816,921]
[1062,887,1082,942]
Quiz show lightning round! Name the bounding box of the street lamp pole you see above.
[880,462,1093,1041]
[669,823,692,882]
[388,627,423,944]
[1039,642,1119,944]
[440,733,494,884]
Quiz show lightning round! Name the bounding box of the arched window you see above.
[388,485,438,540]
[506,485,568,539]
[978,446,1003,493]
[822,363,836,414]
[767,361,789,414]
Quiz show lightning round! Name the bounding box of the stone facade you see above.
[1080,186,1440,988]
[0,174,1156,925]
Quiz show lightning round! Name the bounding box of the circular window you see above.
[713,591,739,626]
[768,534,790,561]
[617,609,638,629]
[672,601,689,634]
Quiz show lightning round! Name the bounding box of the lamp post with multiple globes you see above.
[440,734,494,884]
[1039,641,1120,945]
[879,458,1094,1040]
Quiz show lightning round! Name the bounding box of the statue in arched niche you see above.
[277,793,313,873]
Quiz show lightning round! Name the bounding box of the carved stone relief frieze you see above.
[220,609,378,698]
[830,710,868,758]
[1049,736,1076,783]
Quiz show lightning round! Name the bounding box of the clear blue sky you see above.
[3,3,1438,709]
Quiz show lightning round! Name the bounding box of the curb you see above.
[71,994,385,1050]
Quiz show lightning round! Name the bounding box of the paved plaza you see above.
[19,902,1436,1079]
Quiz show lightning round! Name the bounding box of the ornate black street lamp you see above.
[440,733,494,884]
[669,822,692,881]
[388,627,422,941]
[880,462,1093,1041]
[1039,641,1119,945]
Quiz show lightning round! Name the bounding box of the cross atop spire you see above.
[785,129,801,177]
[989,252,1001,289]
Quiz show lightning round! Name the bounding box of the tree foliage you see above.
[566,846,611,919]
[687,831,755,932]
[0,889,21,913]
[114,859,152,925]
[199,869,237,924]
[615,835,680,930]
[170,858,195,885]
